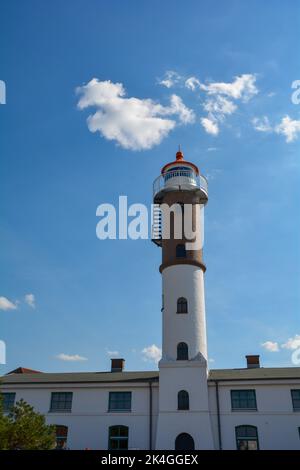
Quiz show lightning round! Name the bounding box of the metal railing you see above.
[153,169,208,199]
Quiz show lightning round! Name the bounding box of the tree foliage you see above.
[0,396,56,450]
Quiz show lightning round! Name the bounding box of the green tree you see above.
[0,395,10,449]
[0,396,56,450]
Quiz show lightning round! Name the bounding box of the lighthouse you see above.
[152,149,214,450]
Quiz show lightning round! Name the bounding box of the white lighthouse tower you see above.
[152,149,214,450]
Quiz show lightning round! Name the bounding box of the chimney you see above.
[111,358,125,372]
[246,355,260,369]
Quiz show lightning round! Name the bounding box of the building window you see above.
[291,390,300,411]
[235,425,259,450]
[1,392,16,412]
[55,425,68,450]
[177,297,188,314]
[108,392,132,412]
[177,342,188,360]
[175,433,195,450]
[108,425,129,450]
[50,392,73,413]
[178,390,189,410]
[176,244,186,258]
[231,390,257,411]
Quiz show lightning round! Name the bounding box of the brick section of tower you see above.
[159,190,206,274]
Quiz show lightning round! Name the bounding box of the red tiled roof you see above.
[6,367,41,375]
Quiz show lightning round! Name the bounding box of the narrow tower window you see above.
[177,342,188,360]
[176,244,186,258]
[178,390,189,410]
[177,297,188,314]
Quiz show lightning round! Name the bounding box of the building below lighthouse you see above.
[1,150,300,450]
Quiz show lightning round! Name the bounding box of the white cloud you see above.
[207,147,218,152]
[77,74,260,146]
[200,117,219,136]
[252,114,300,143]
[275,115,300,143]
[200,74,258,102]
[169,94,195,124]
[0,296,17,311]
[192,74,258,135]
[77,79,194,150]
[261,341,279,352]
[203,96,237,119]
[185,73,258,102]
[206,168,222,181]
[24,293,35,308]
[252,116,272,132]
[185,76,201,91]
[281,334,300,350]
[158,70,181,88]
[56,353,88,362]
[106,349,119,358]
[142,344,162,364]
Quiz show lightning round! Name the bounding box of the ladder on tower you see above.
[151,204,162,246]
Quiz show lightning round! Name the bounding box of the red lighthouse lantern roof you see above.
[161,149,199,175]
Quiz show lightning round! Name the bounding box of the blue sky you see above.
[0,0,300,374]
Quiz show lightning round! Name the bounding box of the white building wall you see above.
[155,363,214,449]
[2,383,159,450]
[155,261,214,449]
[2,378,300,449]
[208,381,300,450]
[162,265,207,361]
